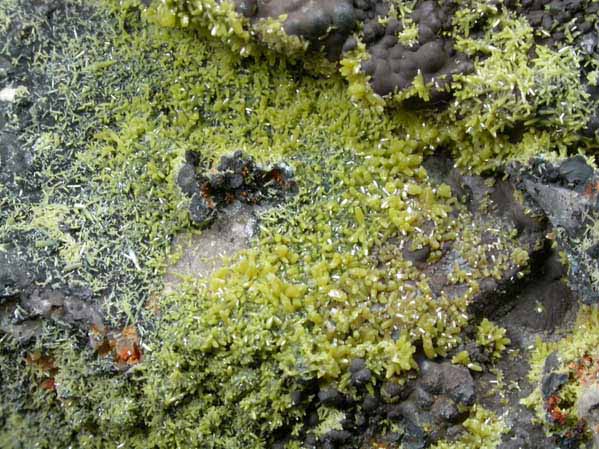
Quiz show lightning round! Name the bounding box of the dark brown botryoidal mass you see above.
[357,1,472,101]
[229,0,473,101]
[230,0,382,59]
[505,0,599,50]
[272,358,476,449]
[232,0,360,60]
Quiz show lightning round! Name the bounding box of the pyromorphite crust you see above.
[148,0,597,173]
[0,0,598,448]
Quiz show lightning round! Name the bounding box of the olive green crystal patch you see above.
[1,0,598,448]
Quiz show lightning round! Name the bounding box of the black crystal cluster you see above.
[177,150,297,226]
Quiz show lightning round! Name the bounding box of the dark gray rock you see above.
[318,388,345,407]
[21,288,102,325]
[522,180,587,233]
[510,157,599,304]
[176,163,198,196]
[420,359,443,394]
[0,249,31,298]
[386,403,404,421]
[577,384,599,448]
[354,412,366,428]
[349,358,366,373]
[541,372,569,400]
[322,429,352,444]
[398,400,433,429]
[403,242,431,267]
[362,394,379,413]
[189,193,216,226]
[290,390,302,406]
[381,381,406,403]
[1,286,103,343]
[0,132,33,185]
[439,362,476,406]
[0,55,12,78]
[402,419,428,449]
[412,386,434,409]
[558,155,593,188]
[543,351,561,375]
[431,396,460,423]
[499,428,533,449]
[304,433,317,448]
[351,367,372,386]
[445,424,465,441]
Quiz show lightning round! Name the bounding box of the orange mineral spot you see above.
[115,326,143,366]
[25,352,58,392]
[545,395,567,425]
[89,324,143,368]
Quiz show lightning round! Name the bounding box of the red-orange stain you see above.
[200,184,216,208]
[89,324,143,367]
[269,168,286,187]
[583,181,599,198]
[25,353,56,372]
[25,352,58,392]
[570,353,599,386]
[546,395,567,425]
[40,378,56,391]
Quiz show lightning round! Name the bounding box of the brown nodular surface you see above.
[230,0,473,102]
[177,150,297,227]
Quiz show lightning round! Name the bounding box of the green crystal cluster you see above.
[476,318,511,361]
[150,0,597,172]
[0,0,598,448]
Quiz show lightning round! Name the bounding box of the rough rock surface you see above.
[0,286,103,343]
[163,202,262,293]
[278,358,476,449]
[270,153,585,449]
[510,156,599,304]
[3,1,599,448]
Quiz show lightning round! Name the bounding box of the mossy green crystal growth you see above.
[476,318,511,361]
[0,0,597,448]
[150,0,599,172]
